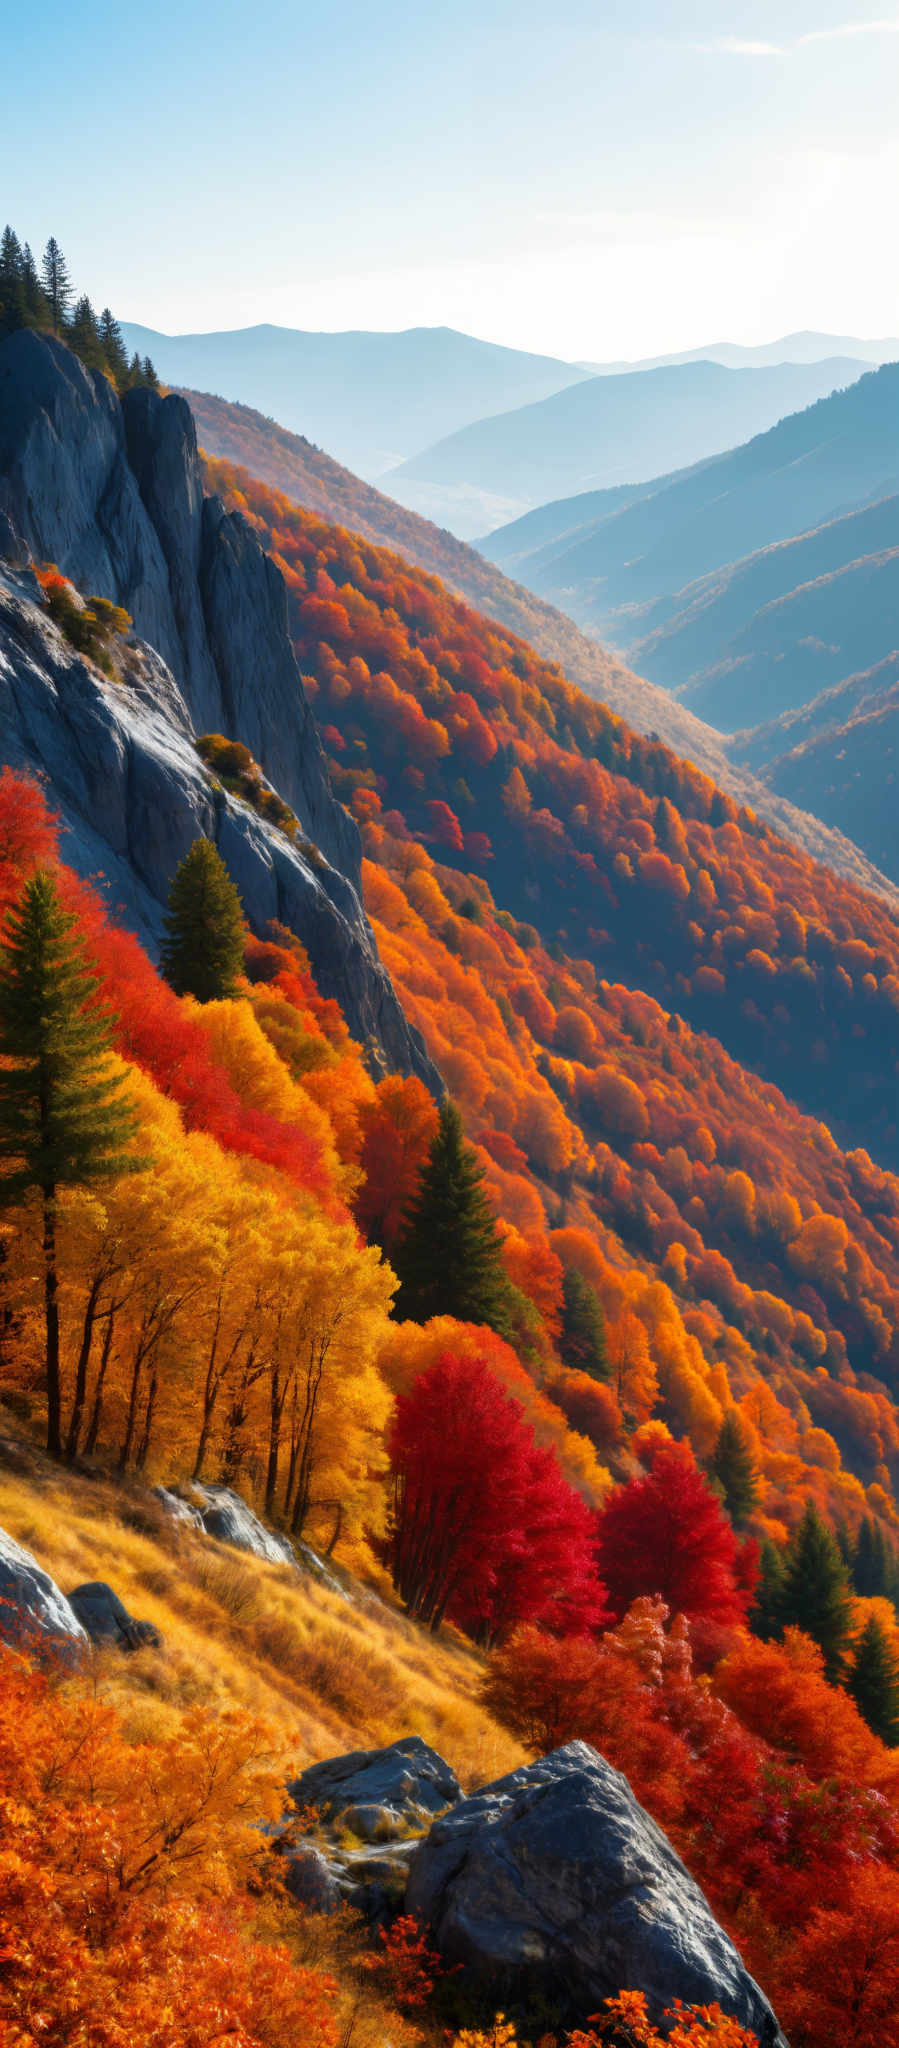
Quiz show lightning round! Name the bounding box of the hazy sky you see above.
[5,0,898,359]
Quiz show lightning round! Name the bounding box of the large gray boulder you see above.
[288,1736,462,1838]
[0,1526,87,1663]
[405,1741,786,2045]
[191,1483,297,1567]
[67,1581,162,1652]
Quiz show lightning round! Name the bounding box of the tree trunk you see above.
[118,1331,147,1471]
[264,1365,282,1519]
[42,1187,62,1459]
[65,1274,103,1463]
[135,1366,159,1472]
[84,1307,117,1456]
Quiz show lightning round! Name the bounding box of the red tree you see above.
[596,1444,752,1630]
[388,1352,607,1639]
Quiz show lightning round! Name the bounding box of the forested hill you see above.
[185,386,899,905]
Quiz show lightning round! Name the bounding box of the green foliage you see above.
[195,733,298,840]
[161,839,247,1004]
[852,1515,896,1599]
[778,1500,854,1682]
[750,1538,786,1640]
[0,868,144,1453]
[558,1266,609,1381]
[40,236,72,335]
[710,1409,759,1527]
[849,1615,899,1745]
[0,223,156,390]
[393,1097,513,1336]
[40,572,132,675]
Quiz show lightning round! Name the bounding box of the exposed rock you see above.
[0,330,441,1089]
[67,1580,163,1652]
[405,1741,786,2045]
[287,1736,462,1835]
[154,1485,204,1530]
[0,1525,87,1663]
[191,1483,297,1567]
[295,1540,351,1601]
[283,1843,343,1914]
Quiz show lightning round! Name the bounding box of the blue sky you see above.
[4,0,898,358]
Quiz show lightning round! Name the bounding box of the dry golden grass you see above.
[0,1451,523,1785]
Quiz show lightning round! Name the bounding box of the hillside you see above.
[484,363,899,637]
[732,654,899,883]
[184,384,899,905]
[387,357,870,536]
[119,320,589,478]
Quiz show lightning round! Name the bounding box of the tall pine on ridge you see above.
[0,869,143,1456]
[393,1097,512,1335]
[778,1499,854,1681]
[849,1615,899,1745]
[161,839,246,1003]
[710,1409,759,1526]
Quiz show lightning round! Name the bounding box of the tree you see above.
[749,1538,785,1640]
[848,1615,899,1745]
[161,838,246,1003]
[596,1443,751,1631]
[0,225,23,334]
[98,306,128,385]
[20,243,49,327]
[392,1098,513,1336]
[559,1266,609,1380]
[67,293,102,369]
[0,869,143,1454]
[40,236,72,334]
[709,1410,758,1526]
[853,1516,893,1598]
[778,1501,853,1682]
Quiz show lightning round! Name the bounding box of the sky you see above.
[4,0,899,361]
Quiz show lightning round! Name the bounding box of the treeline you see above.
[0,225,157,393]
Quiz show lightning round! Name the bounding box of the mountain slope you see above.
[587,328,898,372]
[183,384,898,908]
[387,357,870,535]
[119,320,589,478]
[484,363,899,634]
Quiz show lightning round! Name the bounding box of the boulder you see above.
[67,1581,163,1653]
[191,1483,297,1567]
[0,1526,87,1663]
[283,1843,343,1914]
[154,1485,204,1530]
[287,1736,461,1836]
[405,1741,787,2046]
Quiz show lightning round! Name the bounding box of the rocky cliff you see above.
[0,331,438,1083]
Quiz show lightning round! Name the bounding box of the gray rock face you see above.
[67,1580,162,1652]
[190,1483,297,1567]
[0,1525,87,1663]
[0,330,440,1087]
[154,1485,204,1530]
[405,1741,786,2045]
[288,1736,462,1835]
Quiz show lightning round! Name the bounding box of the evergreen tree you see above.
[40,238,72,335]
[849,1615,899,1745]
[98,307,128,386]
[0,226,24,335]
[559,1266,610,1380]
[161,839,246,1003]
[749,1538,786,1640]
[393,1097,513,1336]
[0,869,143,1456]
[779,1500,854,1681]
[710,1409,759,1526]
[67,294,102,369]
[20,243,49,327]
[853,1515,891,1597]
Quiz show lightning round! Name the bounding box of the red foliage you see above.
[596,1444,753,1631]
[353,1073,439,1252]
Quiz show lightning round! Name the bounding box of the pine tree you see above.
[559,1266,609,1380]
[779,1500,854,1682]
[98,307,128,386]
[0,226,24,336]
[710,1409,759,1526]
[67,294,102,370]
[750,1538,786,1640]
[20,244,50,328]
[40,238,72,335]
[849,1616,899,1744]
[852,1516,892,1597]
[0,869,143,1456]
[161,839,246,1003]
[393,1098,513,1336]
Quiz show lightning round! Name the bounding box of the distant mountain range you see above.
[386,358,872,535]
[119,322,590,479]
[582,329,899,373]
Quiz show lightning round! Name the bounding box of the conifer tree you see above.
[0,869,142,1456]
[393,1098,512,1335]
[0,226,24,335]
[849,1615,899,1745]
[853,1516,892,1598]
[98,307,128,386]
[750,1537,786,1640]
[40,238,72,335]
[68,294,102,369]
[161,839,246,1003]
[710,1409,759,1526]
[559,1266,609,1380]
[20,244,49,327]
[779,1500,854,1681]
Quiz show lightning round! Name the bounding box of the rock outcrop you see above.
[0,1526,87,1663]
[405,1740,787,2045]
[67,1580,162,1652]
[287,1736,462,1839]
[0,330,440,1086]
[190,1483,298,1567]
